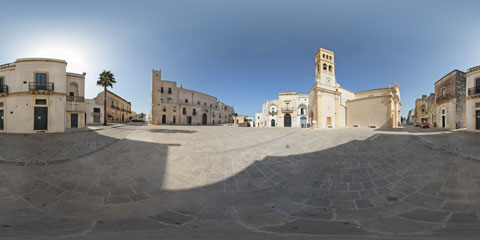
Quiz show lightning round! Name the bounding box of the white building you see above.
[85,99,104,124]
[466,65,480,131]
[256,94,309,128]
[0,58,86,133]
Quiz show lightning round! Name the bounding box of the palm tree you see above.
[97,71,116,126]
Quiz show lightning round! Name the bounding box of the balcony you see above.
[436,94,453,104]
[468,87,480,97]
[66,96,84,102]
[281,108,293,113]
[0,85,8,96]
[29,82,54,93]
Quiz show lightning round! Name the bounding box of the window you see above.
[185,99,188,103]
[161,87,164,93]
[111,100,114,107]
[285,103,289,110]
[219,113,221,118]
[163,106,166,112]
[323,64,327,70]
[197,101,200,105]
[300,108,304,115]
[210,104,212,107]
[35,99,47,105]
[35,73,47,85]
[182,107,186,115]
[193,109,197,115]
[173,106,176,112]
[168,88,172,94]
[173,116,176,124]
[94,108,101,113]
[204,102,207,106]
[69,92,74,97]
[328,65,332,72]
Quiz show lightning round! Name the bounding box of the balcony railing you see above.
[66,96,84,102]
[29,82,54,91]
[0,85,8,95]
[468,87,480,97]
[436,94,453,104]
[281,108,293,113]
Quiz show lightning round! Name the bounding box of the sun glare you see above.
[32,46,87,73]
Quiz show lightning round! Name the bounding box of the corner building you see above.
[0,58,86,133]
[150,70,234,125]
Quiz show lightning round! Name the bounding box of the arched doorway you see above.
[202,113,207,125]
[162,114,166,124]
[284,114,291,127]
[271,119,275,127]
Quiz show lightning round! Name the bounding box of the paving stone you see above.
[94,217,166,232]
[261,219,367,235]
[400,208,450,223]
[149,211,193,225]
[355,199,374,209]
[447,212,480,223]
[292,206,334,220]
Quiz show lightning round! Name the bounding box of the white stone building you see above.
[0,58,86,133]
[466,65,480,131]
[256,93,309,128]
[85,99,104,124]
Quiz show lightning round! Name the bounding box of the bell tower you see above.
[314,48,336,87]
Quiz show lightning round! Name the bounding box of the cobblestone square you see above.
[0,124,480,239]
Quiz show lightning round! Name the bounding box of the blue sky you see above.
[1,0,479,117]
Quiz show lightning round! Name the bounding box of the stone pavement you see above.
[0,125,480,239]
[0,123,142,166]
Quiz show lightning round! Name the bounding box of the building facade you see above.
[0,58,86,133]
[257,92,309,128]
[434,70,466,129]
[150,70,234,125]
[346,84,401,128]
[256,48,401,129]
[415,95,428,123]
[85,99,104,124]
[93,90,131,123]
[466,65,480,131]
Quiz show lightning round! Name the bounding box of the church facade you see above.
[257,48,402,129]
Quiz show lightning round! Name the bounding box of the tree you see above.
[97,71,116,126]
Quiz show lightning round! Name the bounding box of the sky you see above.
[0,0,479,117]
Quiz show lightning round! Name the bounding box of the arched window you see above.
[328,65,332,72]
[323,64,327,70]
